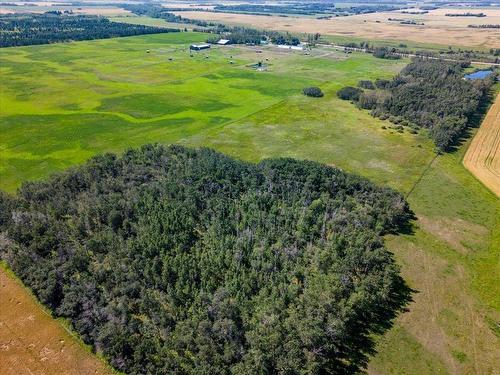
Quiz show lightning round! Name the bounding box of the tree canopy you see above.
[0,13,178,48]
[338,59,494,151]
[0,145,413,374]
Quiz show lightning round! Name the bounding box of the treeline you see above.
[445,12,486,17]
[0,13,177,48]
[0,144,413,375]
[122,3,301,45]
[121,3,220,28]
[338,59,494,151]
[373,46,401,59]
[468,24,500,28]
[338,40,500,64]
[212,3,400,16]
[206,26,300,45]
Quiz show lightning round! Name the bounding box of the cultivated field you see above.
[1,33,499,374]
[0,266,112,375]
[174,8,500,48]
[464,93,500,197]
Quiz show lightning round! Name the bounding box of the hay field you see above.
[464,93,500,197]
[174,8,500,48]
[1,32,499,374]
[0,266,112,375]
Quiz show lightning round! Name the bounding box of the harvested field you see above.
[464,93,500,197]
[0,4,130,16]
[0,266,112,375]
[174,8,500,48]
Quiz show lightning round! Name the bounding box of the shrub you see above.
[375,78,391,89]
[358,80,375,89]
[337,86,362,101]
[303,86,324,97]
[373,47,401,59]
[358,91,379,109]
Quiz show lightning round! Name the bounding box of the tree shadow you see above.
[446,88,495,153]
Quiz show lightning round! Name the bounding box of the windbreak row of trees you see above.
[338,59,495,150]
[0,13,178,47]
[0,145,413,374]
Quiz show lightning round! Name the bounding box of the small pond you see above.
[464,70,493,80]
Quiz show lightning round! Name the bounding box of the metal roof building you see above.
[190,44,211,51]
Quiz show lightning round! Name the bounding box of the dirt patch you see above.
[0,267,112,375]
[417,215,489,254]
[463,93,500,198]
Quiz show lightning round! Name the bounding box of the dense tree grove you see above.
[0,145,413,374]
[338,59,494,150]
[0,13,177,47]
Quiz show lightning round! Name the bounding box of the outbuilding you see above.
[217,39,230,45]
[190,44,211,51]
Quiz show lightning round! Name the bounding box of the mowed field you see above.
[464,93,500,197]
[174,7,500,48]
[0,33,499,374]
[0,265,113,375]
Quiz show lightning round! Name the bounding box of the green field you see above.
[0,32,498,374]
[109,15,198,30]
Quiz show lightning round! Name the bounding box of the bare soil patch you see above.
[0,267,112,375]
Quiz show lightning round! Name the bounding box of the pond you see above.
[464,70,493,80]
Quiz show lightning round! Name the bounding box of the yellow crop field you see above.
[464,93,500,197]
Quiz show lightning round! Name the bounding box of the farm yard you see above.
[173,7,500,48]
[0,31,499,374]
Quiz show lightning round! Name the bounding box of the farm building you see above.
[190,44,210,51]
[217,39,230,45]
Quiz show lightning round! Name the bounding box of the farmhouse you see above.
[190,43,210,51]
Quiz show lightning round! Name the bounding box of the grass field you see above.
[0,32,499,374]
[174,8,500,48]
[463,93,500,197]
[109,15,197,30]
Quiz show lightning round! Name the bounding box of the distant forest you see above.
[0,145,413,374]
[338,59,494,151]
[212,2,401,16]
[0,13,178,48]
